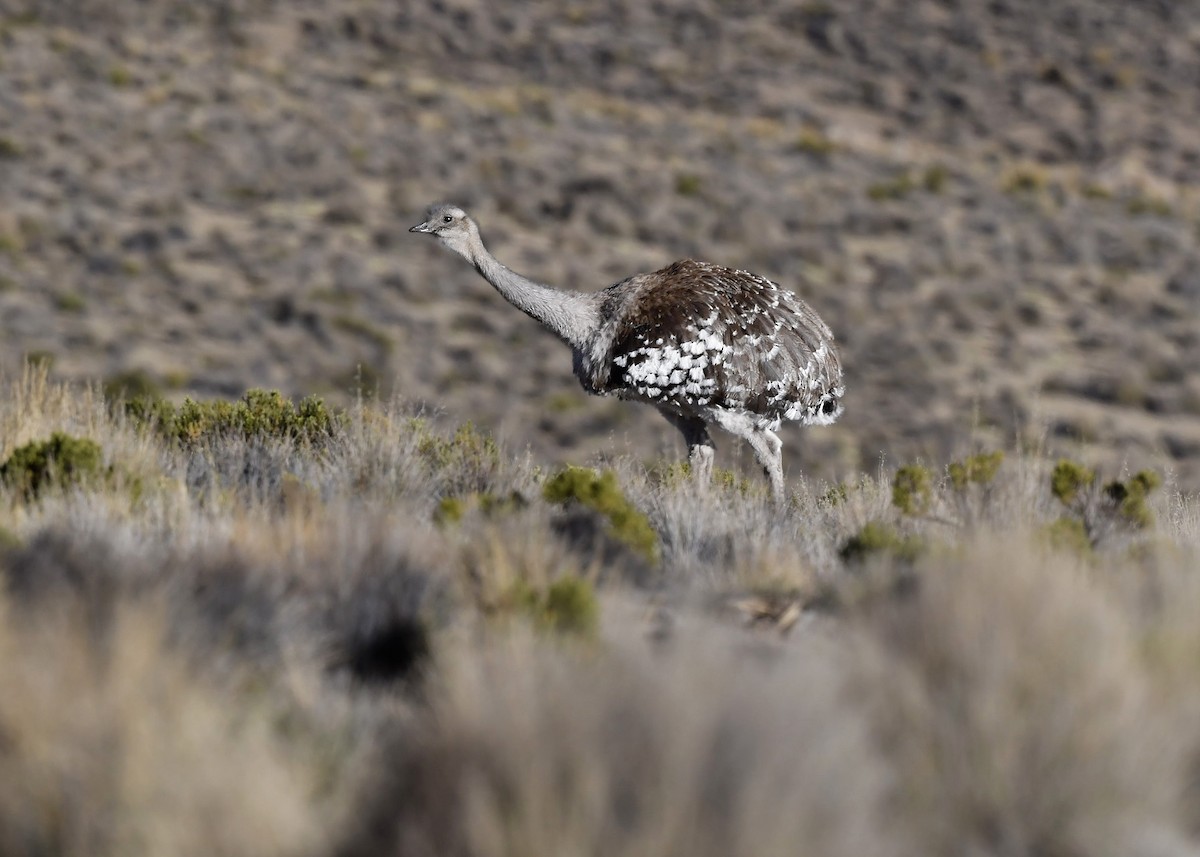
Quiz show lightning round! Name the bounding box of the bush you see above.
[0,433,104,500]
[948,451,1004,491]
[507,576,599,637]
[892,464,933,516]
[867,172,915,201]
[840,521,924,565]
[127,389,342,445]
[1048,461,1162,547]
[1043,516,1092,557]
[433,490,528,526]
[1051,459,1095,506]
[417,422,501,492]
[1103,470,1162,530]
[543,466,659,564]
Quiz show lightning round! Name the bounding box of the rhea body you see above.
[409,204,844,501]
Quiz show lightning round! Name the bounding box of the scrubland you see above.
[3,3,1200,851]
[1,362,1199,856]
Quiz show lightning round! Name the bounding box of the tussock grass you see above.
[0,363,1198,855]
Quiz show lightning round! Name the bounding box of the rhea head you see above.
[409,203,479,261]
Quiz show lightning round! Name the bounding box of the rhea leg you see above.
[711,411,786,502]
[659,410,714,485]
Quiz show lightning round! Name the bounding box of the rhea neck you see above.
[446,222,600,351]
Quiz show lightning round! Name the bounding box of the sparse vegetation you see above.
[0,366,1196,856]
[2,0,1200,851]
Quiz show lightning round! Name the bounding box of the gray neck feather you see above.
[461,230,600,351]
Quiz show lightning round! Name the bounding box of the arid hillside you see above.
[1,0,1199,486]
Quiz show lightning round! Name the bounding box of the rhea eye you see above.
[442,215,453,223]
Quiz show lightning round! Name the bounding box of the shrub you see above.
[674,173,703,196]
[1051,459,1095,506]
[507,576,599,637]
[820,481,850,507]
[867,172,915,201]
[1043,516,1092,557]
[433,490,528,526]
[544,466,658,564]
[0,136,24,159]
[1103,470,1162,530]
[1048,462,1162,546]
[141,390,341,445]
[840,521,924,564]
[922,164,949,193]
[0,433,104,500]
[650,460,752,494]
[433,496,467,527]
[1002,165,1047,194]
[948,451,1004,491]
[795,126,836,156]
[892,464,933,515]
[417,422,502,493]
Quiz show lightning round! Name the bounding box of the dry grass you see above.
[0,363,1199,855]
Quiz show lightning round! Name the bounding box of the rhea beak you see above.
[409,221,432,233]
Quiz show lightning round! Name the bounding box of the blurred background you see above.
[1,0,1198,487]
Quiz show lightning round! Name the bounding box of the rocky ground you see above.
[1,0,1199,487]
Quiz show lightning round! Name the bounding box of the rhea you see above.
[410,204,843,501]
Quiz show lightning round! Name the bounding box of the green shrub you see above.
[0,136,24,159]
[138,390,341,445]
[1050,459,1095,506]
[108,64,132,87]
[892,464,933,515]
[0,433,104,500]
[505,576,599,637]
[1103,470,1161,530]
[1002,165,1047,194]
[417,422,501,493]
[544,466,658,564]
[433,496,467,527]
[1043,516,1092,557]
[794,127,836,156]
[820,481,850,507]
[124,395,178,431]
[650,460,751,494]
[433,490,527,527]
[674,174,703,196]
[948,451,1004,491]
[867,172,915,201]
[922,164,949,193]
[1125,194,1171,217]
[840,521,925,564]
